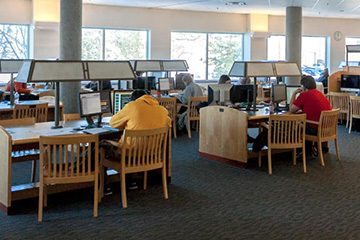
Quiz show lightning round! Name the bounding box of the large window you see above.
[345,37,360,62]
[171,32,243,80]
[267,35,327,78]
[0,23,29,59]
[82,28,149,60]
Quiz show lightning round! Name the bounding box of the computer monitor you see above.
[133,76,156,91]
[230,85,256,106]
[286,85,301,105]
[208,84,233,106]
[158,78,171,91]
[341,75,360,92]
[113,90,132,114]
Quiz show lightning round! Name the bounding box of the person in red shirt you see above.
[5,81,31,94]
[290,75,332,155]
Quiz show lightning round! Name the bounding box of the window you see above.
[0,23,29,59]
[345,37,360,62]
[171,32,243,80]
[82,28,149,60]
[267,35,327,78]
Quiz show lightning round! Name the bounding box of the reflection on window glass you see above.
[171,32,243,80]
[0,24,29,59]
[82,28,148,61]
[302,36,326,79]
[345,37,360,62]
[171,32,206,80]
[267,35,285,61]
[208,33,243,80]
[105,29,147,60]
[82,28,103,60]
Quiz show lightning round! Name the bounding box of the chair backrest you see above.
[350,96,360,118]
[64,113,82,121]
[157,97,176,121]
[0,117,35,127]
[187,96,208,120]
[329,92,350,112]
[39,134,99,181]
[13,103,48,122]
[318,109,340,141]
[268,114,306,149]
[121,127,168,172]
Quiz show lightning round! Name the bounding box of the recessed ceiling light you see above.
[224,1,247,6]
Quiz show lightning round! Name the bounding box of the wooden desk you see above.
[199,106,287,167]
[0,119,172,214]
[0,100,63,121]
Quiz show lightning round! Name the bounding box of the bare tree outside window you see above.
[0,24,29,59]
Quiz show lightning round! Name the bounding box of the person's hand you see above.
[294,88,303,94]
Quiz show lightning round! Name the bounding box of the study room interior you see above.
[1,0,360,239]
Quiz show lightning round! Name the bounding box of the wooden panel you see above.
[0,127,12,207]
[199,106,248,163]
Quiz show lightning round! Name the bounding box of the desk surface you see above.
[245,107,287,120]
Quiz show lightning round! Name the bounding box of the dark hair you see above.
[131,90,147,101]
[218,75,231,84]
[300,76,316,90]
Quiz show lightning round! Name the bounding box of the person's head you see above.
[300,75,316,91]
[323,68,329,75]
[182,74,193,86]
[218,75,231,84]
[131,90,147,101]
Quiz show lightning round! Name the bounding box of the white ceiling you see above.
[83,0,360,19]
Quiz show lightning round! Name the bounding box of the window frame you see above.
[171,30,244,80]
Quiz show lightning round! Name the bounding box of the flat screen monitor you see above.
[158,78,172,91]
[175,73,187,90]
[79,91,112,117]
[286,85,301,105]
[230,85,256,104]
[272,84,287,104]
[133,76,156,91]
[208,84,233,105]
[341,75,360,91]
[113,90,132,114]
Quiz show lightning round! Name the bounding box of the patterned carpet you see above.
[1,125,360,240]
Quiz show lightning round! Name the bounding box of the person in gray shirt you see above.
[177,74,203,105]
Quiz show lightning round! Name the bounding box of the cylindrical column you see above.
[286,7,302,85]
[59,0,82,114]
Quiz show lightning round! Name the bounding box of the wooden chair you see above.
[259,114,307,175]
[64,113,82,121]
[13,102,48,122]
[158,97,177,138]
[305,109,341,166]
[349,96,360,134]
[328,92,350,127]
[38,134,99,222]
[100,127,168,208]
[187,96,208,139]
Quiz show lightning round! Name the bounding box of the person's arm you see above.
[15,83,31,94]
[177,86,191,104]
[109,103,132,130]
[289,88,302,113]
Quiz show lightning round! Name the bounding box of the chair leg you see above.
[292,148,296,166]
[44,184,48,207]
[268,149,272,175]
[346,112,349,128]
[31,160,36,182]
[349,117,353,134]
[173,121,177,139]
[162,166,168,199]
[258,151,262,167]
[121,172,127,208]
[318,141,325,166]
[302,146,307,173]
[334,138,341,161]
[187,120,192,139]
[38,182,43,222]
[143,171,147,190]
[196,120,199,132]
[94,174,98,218]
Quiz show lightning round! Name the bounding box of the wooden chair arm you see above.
[306,120,319,125]
[260,122,269,129]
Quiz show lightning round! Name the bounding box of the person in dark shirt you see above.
[316,68,329,93]
[85,80,112,91]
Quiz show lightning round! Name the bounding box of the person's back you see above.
[6,81,31,94]
[178,75,203,104]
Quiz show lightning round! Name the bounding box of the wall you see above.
[1,0,360,75]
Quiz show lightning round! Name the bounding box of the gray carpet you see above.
[1,125,360,240]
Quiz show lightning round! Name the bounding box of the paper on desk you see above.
[31,127,78,136]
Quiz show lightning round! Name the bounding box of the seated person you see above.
[316,68,329,94]
[85,80,112,91]
[6,80,31,94]
[218,75,231,84]
[237,77,251,85]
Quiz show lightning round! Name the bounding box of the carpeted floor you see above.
[1,125,360,240]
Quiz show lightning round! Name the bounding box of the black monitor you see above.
[79,91,111,128]
[133,76,156,91]
[341,75,360,92]
[113,90,132,114]
[208,84,233,106]
[230,85,256,110]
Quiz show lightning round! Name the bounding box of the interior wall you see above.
[1,0,360,75]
